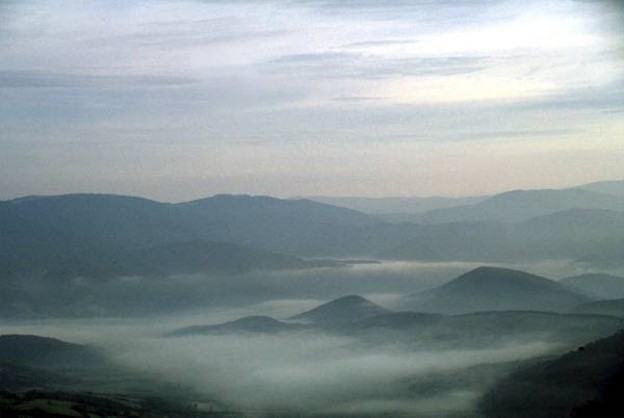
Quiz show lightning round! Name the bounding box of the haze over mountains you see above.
[2,180,623,275]
[560,273,624,299]
[3,0,623,414]
[167,287,622,348]
[3,180,624,417]
[307,180,624,222]
[2,179,623,318]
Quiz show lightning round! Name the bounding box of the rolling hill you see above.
[0,193,376,281]
[578,179,624,196]
[289,295,390,324]
[306,195,485,215]
[560,273,624,299]
[0,334,104,369]
[419,187,624,224]
[404,267,593,314]
[572,298,624,318]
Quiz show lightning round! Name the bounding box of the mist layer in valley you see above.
[4,296,621,418]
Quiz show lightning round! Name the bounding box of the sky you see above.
[1,0,623,201]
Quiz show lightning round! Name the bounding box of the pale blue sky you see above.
[1,0,623,200]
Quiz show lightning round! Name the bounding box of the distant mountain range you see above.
[305,195,485,216]
[0,193,376,282]
[418,186,624,224]
[2,180,624,318]
[307,180,624,223]
[4,184,623,282]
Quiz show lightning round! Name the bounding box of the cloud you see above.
[267,53,486,80]
[107,325,558,415]
[1,0,623,199]
[0,70,197,89]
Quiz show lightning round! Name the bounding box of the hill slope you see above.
[405,267,593,314]
[481,330,624,418]
[578,179,624,196]
[420,187,624,223]
[572,298,624,318]
[561,273,624,299]
[0,334,104,369]
[289,295,390,324]
[0,193,376,281]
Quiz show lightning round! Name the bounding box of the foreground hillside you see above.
[0,334,236,418]
[481,330,624,418]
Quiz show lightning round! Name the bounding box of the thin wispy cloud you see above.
[0,0,622,200]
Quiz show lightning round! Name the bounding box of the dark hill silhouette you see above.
[0,194,379,274]
[289,295,390,324]
[0,193,374,282]
[4,194,193,248]
[177,194,380,255]
[561,273,624,299]
[180,194,377,226]
[572,298,624,318]
[0,334,104,368]
[405,267,593,314]
[481,330,624,418]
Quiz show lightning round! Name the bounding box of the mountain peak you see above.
[406,266,592,314]
[447,266,561,289]
[289,295,389,324]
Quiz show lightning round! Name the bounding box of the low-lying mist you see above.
[0,310,562,418]
[3,259,596,318]
[115,334,557,416]
[3,259,616,416]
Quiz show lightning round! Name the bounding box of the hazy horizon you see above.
[2,0,623,201]
[1,177,623,204]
